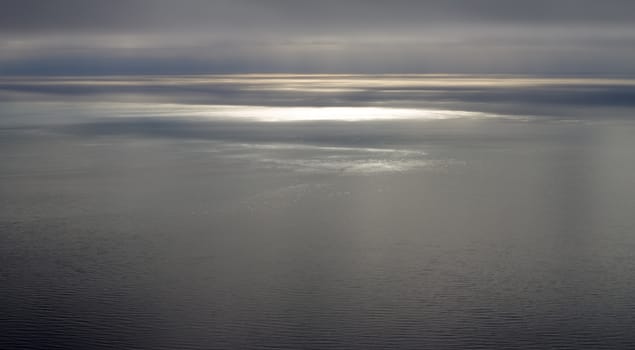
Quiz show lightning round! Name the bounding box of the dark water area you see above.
[2,76,635,349]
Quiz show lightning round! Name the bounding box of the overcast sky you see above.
[1,0,635,75]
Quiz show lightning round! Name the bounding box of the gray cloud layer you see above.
[3,0,635,32]
[1,0,635,74]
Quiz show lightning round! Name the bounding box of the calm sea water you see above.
[2,75,635,349]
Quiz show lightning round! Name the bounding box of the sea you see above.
[2,75,635,349]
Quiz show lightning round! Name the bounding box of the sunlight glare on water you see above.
[205,106,494,122]
[97,103,501,122]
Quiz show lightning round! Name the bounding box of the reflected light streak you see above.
[156,105,499,122]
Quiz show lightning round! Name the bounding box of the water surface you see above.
[2,75,635,349]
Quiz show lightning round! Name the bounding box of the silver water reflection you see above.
[2,76,635,349]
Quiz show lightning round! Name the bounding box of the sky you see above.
[1,0,635,75]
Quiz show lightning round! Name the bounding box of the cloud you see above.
[1,0,634,74]
[2,0,635,34]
